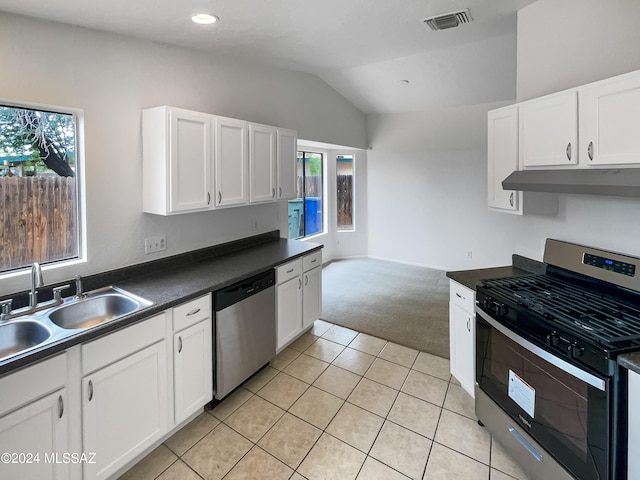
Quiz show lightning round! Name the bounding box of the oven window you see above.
[476,316,608,480]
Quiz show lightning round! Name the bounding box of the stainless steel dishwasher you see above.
[213,270,276,400]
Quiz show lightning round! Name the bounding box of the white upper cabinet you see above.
[143,106,212,215]
[277,128,298,200]
[488,106,520,212]
[249,123,277,203]
[143,106,297,215]
[214,116,248,207]
[520,90,578,167]
[579,70,640,166]
[488,105,559,216]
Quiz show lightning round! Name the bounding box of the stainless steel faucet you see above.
[29,262,44,308]
[75,275,85,299]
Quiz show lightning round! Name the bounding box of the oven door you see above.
[476,308,609,480]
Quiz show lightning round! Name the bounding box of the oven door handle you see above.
[476,307,606,391]
[509,427,543,462]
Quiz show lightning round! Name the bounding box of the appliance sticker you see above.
[508,370,535,418]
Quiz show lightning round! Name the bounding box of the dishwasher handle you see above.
[214,270,275,311]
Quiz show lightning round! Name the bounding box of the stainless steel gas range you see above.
[475,239,640,480]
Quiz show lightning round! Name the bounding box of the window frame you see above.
[290,150,325,240]
[336,153,355,232]
[0,99,86,280]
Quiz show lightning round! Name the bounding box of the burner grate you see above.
[482,275,640,348]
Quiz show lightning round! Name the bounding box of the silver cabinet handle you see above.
[467,318,471,332]
[218,191,222,203]
[311,258,317,264]
[58,395,64,419]
[272,188,275,198]
[178,336,183,353]
[588,141,594,160]
[305,275,308,286]
[286,268,294,274]
[279,187,282,198]
[187,308,201,316]
[566,142,572,161]
[509,192,514,207]
[88,380,94,402]
[298,278,302,289]
[456,292,464,299]
[207,192,211,205]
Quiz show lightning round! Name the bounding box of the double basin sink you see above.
[0,287,153,363]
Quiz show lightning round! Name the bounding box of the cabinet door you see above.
[520,91,578,167]
[169,109,212,212]
[249,123,277,203]
[302,266,322,330]
[580,71,640,165]
[214,116,248,207]
[277,276,302,350]
[82,341,167,480]
[174,320,213,425]
[488,106,520,212]
[0,389,69,480]
[629,371,640,479]
[449,302,475,398]
[277,128,298,200]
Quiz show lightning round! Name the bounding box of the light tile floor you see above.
[119,319,530,480]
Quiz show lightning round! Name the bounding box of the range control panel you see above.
[583,253,636,277]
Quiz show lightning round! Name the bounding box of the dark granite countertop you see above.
[446,254,545,291]
[618,352,640,375]
[0,232,322,377]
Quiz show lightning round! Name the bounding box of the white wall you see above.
[366,0,640,270]
[510,0,640,260]
[367,104,520,270]
[0,14,366,293]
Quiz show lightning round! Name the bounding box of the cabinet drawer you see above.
[173,294,211,332]
[449,280,475,313]
[0,353,67,416]
[82,313,166,375]
[303,250,322,272]
[277,259,302,284]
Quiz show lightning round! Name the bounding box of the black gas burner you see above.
[480,274,640,350]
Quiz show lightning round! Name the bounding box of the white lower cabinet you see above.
[276,250,323,350]
[81,315,168,480]
[449,280,475,398]
[0,389,70,480]
[277,264,303,349]
[0,353,70,480]
[303,265,322,330]
[172,294,213,425]
[629,370,640,479]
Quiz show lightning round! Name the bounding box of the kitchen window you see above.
[0,103,81,274]
[288,151,323,239]
[336,154,354,231]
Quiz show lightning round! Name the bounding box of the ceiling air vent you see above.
[422,9,473,31]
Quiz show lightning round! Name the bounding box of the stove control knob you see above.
[546,332,559,347]
[569,344,584,358]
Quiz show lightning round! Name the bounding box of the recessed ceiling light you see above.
[191,14,219,25]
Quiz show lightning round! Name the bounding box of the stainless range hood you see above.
[502,169,640,197]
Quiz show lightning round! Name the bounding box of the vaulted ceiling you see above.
[0,0,536,114]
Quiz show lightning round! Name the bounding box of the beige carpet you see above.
[321,258,450,359]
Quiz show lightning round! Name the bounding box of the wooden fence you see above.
[337,174,353,229]
[0,176,78,271]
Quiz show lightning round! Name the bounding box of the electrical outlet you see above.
[145,235,166,254]
[467,250,473,259]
